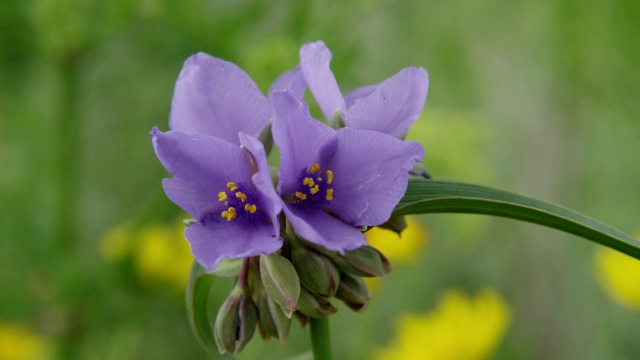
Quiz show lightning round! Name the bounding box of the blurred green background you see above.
[1,0,639,359]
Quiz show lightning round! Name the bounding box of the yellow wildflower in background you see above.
[375,289,511,360]
[134,221,193,291]
[99,219,193,292]
[364,217,428,291]
[0,322,47,360]
[594,233,640,310]
[365,216,428,264]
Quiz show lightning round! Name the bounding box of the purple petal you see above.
[169,52,271,144]
[345,67,429,138]
[324,128,424,226]
[344,84,378,109]
[269,67,306,103]
[185,220,282,271]
[271,91,337,195]
[299,41,346,121]
[238,132,282,232]
[151,128,253,221]
[282,205,366,253]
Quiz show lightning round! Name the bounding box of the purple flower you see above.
[271,91,424,252]
[151,128,282,270]
[169,52,272,145]
[272,41,429,138]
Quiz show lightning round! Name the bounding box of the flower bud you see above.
[378,216,408,235]
[335,272,371,313]
[214,286,258,355]
[256,289,291,343]
[259,253,300,318]
[333,245,392,277]
[292,246,340,298]
[297,287,338,319]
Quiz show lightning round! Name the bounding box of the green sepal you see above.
[259,253,301,318]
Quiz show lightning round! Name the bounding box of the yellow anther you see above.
[221,207,236,221]
[326,170,333,185]
[309,163,320,174]
[244,204,257,214]
[218,192,227,202]
[303,177,315,187]
[325,188,334,201]
[310,185,320,194]
[235,191,247,202]
[295,192,307,200]
[227,182,238,191]
[317,177,323,182]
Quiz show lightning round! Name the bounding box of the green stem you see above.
[310,318,333,360]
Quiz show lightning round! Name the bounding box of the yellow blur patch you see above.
[326,170,333,184]
[218,192,227,202]
[594,233,640,309]
[226,182,238,191]
[295,192,307,200]
[99,223,133,262]
[0,323,48,360]
[365,216,427,264]
[244,204,257,214]
[100,218,194,293]
[309,163,320,174]
[310,185,320,195]
[375,289,511,360]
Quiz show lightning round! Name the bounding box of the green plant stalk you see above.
[310,318,333,360]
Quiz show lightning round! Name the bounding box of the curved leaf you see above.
[186,262,234,359]
[393,180,640,260]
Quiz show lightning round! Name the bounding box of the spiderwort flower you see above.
[150,129,282,270]
[169,52,273,145]
[271,90,424,252]
[273,41,429,138]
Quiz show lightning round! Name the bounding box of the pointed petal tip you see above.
[149,126,161,137]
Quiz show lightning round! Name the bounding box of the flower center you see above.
[217,182,265,223]
[291,163,334,206]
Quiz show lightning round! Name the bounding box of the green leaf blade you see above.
[394,180,640,260]
[186,262,234,359]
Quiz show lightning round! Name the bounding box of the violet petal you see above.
[325,128,424,226]
[169,52,271,144]
[345,67,429,138]
[299,41,346,121]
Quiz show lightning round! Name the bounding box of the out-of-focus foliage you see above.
[2,0,639,359]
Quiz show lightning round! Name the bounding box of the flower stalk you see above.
[310,318,333,360]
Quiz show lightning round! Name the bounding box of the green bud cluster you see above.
[213,222,393,355]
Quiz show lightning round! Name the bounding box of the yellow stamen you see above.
[325,188,334,201]
[326,170,333,185]
[317,177,323,182]
[310,185,320,194]
[244,204,257,213]
[235,191,247,202]
[221,207,236,221]
[309,163,320,174]
[227,182,238,191]
[218,192,227,202]
[295,192,307,200]
[303,177,315,187]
